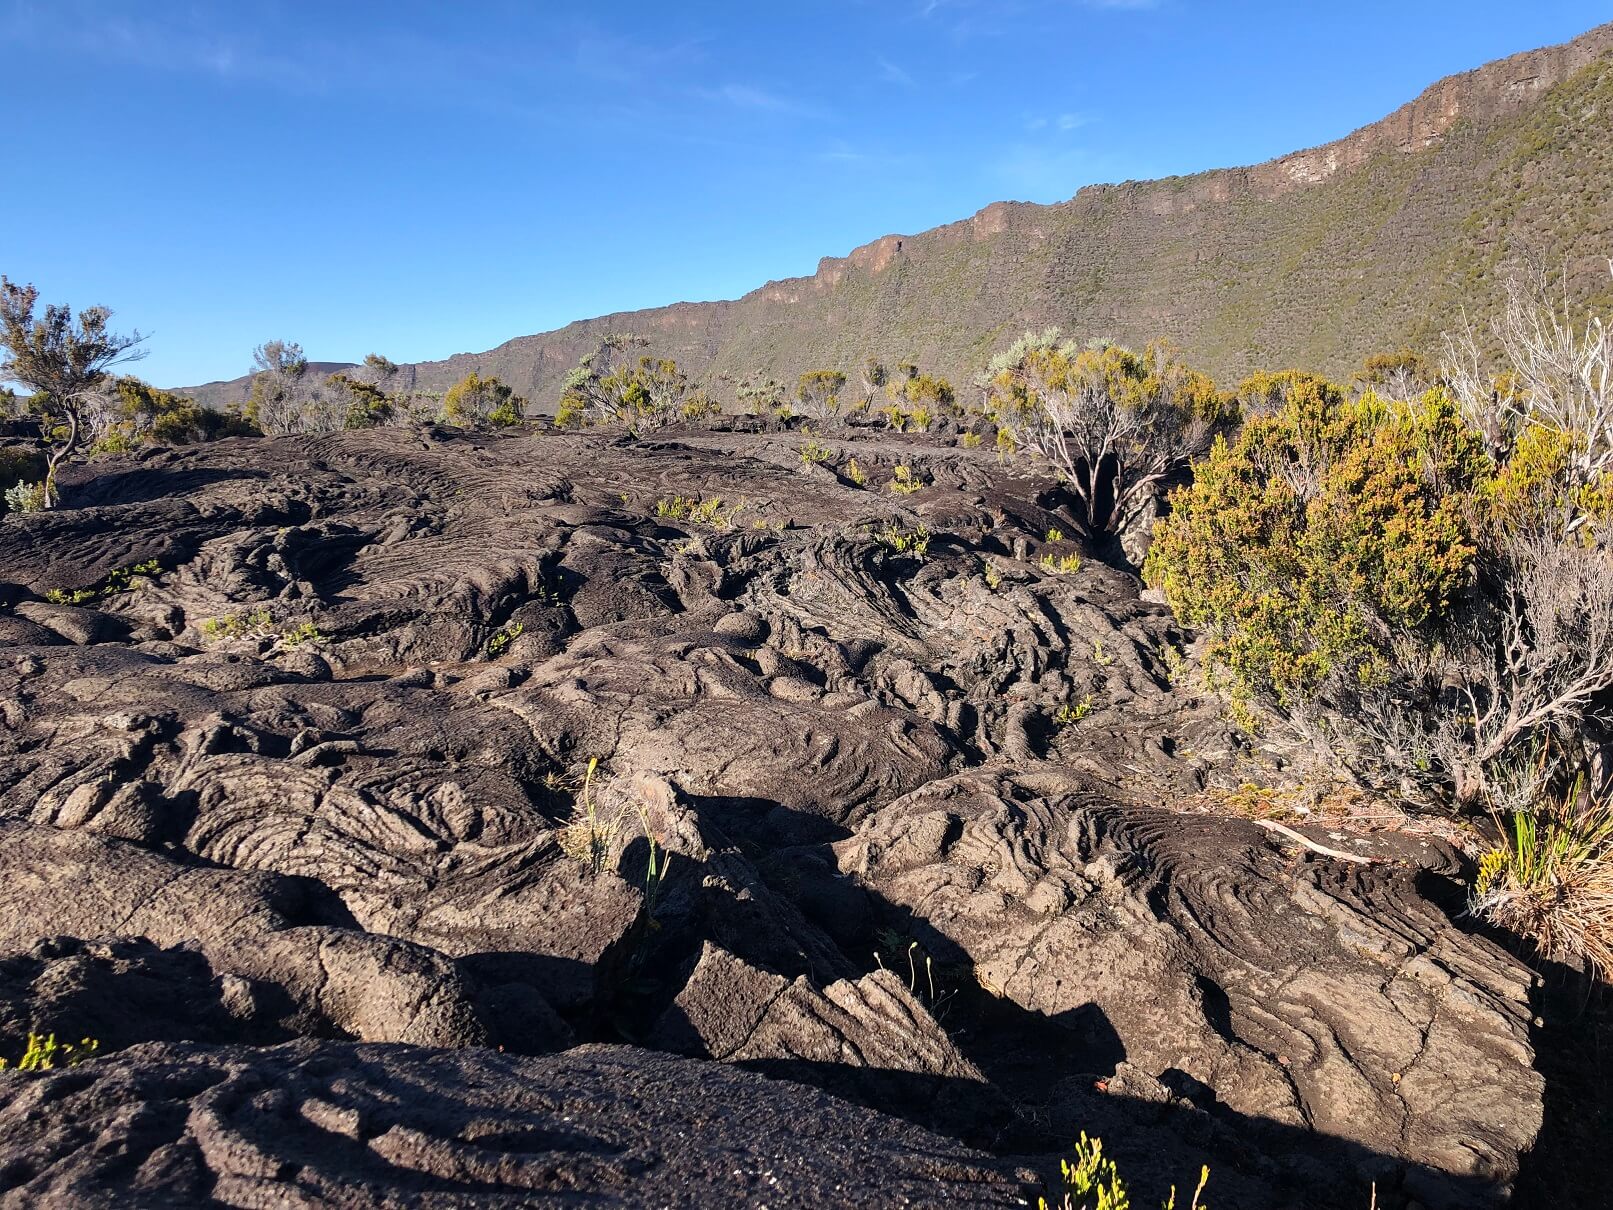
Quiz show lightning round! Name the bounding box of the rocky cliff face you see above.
[181,23,1613,414]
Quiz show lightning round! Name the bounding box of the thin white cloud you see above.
[815,139,922,172]
[877,56,916,87]
[694,83,824,119]
[1026,111,1096,133]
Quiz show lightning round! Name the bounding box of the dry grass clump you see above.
[1471,778,1613,979]
[556,758,623,873]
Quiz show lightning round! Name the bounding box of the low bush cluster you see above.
[556,335,715,433]
[1133,264,1613,974]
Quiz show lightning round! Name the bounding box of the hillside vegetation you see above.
[178,23,1613,413]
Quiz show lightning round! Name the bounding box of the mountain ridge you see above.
[181,21,1613,411]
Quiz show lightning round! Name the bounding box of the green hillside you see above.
[183,23,1613,410]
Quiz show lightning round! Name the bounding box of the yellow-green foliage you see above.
[680,390,721,421]
[887,464,925,495]
[560,352,692,433]
[1040,1132,1209,1210]
[0,1033,99,1072]
[443,372,524,427]
[1055,697,1094,725]
[889,366,957,413]
[797,369,847,417]
[555,392,585,428]
[98,378,256,450]
[1352,349,1428,396]
[1144,382,1485,709]
[878,403,910,432]
[486,621,523,656]
[281,621,322,647]
[4,477,52,513]
[799,432,834,465]
[877,522,931,559]
[991,339,1235,430]
[200,608,275,641]
[654,495,739,528]
[43,559,160,604]
[557,757,620,874]
[1039,552,1083,575]
[328,373,395,429]
[844,457,869,487]
[736,377,787,417]
[1472,779,1613,979]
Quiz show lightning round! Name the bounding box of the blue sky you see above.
[3,1,1608,388]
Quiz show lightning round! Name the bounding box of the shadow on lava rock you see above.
[610,793,1519,1210]
[1511,959,1613,1209]
[60,462,272,509]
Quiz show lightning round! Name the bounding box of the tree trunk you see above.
[43,401,80,509]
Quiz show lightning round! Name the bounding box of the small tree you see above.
[326,373,396,429]
[442,371,523,427]
[796,369,847,421]
[1352,349,1430,400]
[0,278,146,505]
[887,365,956,429]
[859,357,887,414]
[246,340,310,436]
[556,334,646,427]
[360,353,399,386]
[1145,333,1613,810]
[557,336,693,433]
[736,376,788,419]
[982,331,1232,539]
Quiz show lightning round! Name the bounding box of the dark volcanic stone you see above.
[0,1040,1031,1207]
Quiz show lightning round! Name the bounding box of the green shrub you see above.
[1,445,50,515]
[486,621,523,656]
[797,369,847,420]
[1040,1132,1209,1210]
[654,495,738,528]
[1145,357,1613,805]
[41,559,161,604]
[444,372,524,428]
[0,1033,99,1072]
[1055,697,1094,725]
[887,464,925,495]
[281,621,322,647]
[327,373,395,429]
[200,609,275,641]
[799,432,834,465]
[984,333,1235,537]
[888,364,956,416]
[558,337,695,434]
[1145,385,1483,714]
[877,522,930,559]
[1039,552,1082,574]
[3,477,50,514]
[680,390,721,422]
